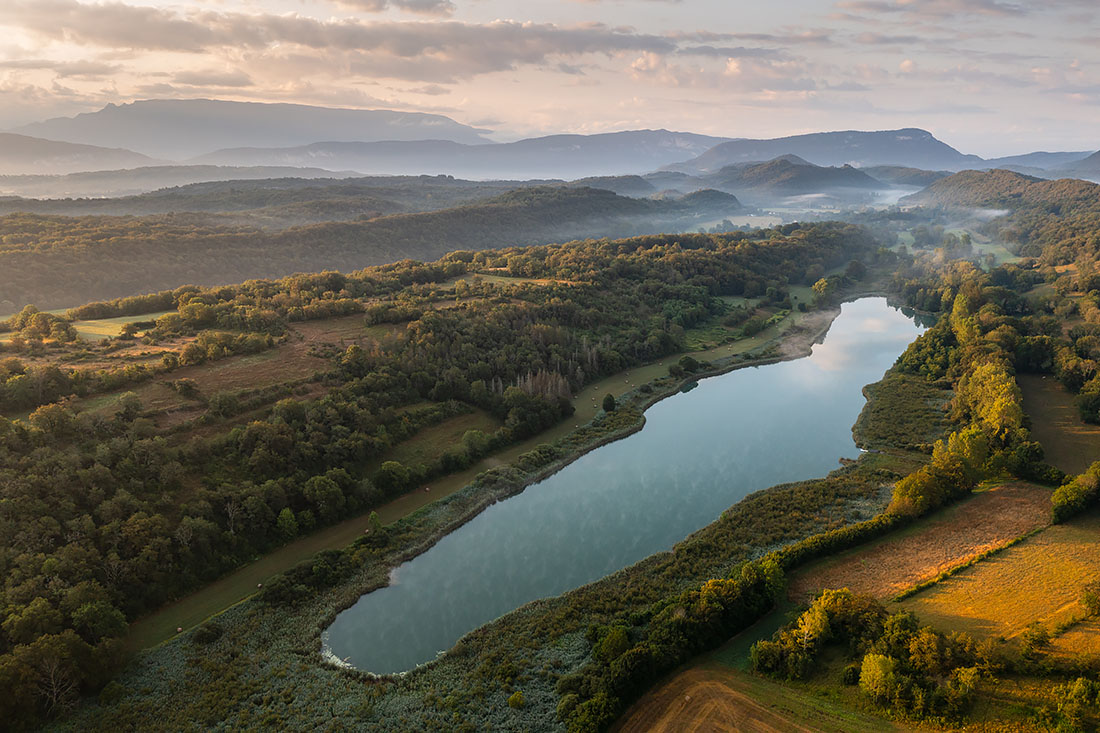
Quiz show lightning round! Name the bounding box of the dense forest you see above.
[0,222,864,729]
[0,186,741,312]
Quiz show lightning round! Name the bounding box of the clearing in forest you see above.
[897,514,1100,640]
[788,482,1052,602]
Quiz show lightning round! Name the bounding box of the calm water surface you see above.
[324,297,923,673]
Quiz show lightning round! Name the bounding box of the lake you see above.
[324,297,924,673]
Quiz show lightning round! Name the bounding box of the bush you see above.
[191,621,223,645]
[1052,463,1100,523]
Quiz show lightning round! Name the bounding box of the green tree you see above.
[859,653,897,703]
[602,393,616,412]
[276,508,298,540]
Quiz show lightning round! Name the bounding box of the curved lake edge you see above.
[314,292,916,676]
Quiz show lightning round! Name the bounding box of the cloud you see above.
[335,0,456,15]
[404,83,450,95]
[172,69,253,87]
[836,0,1027,16]
[852,32,918,44]
[0,58,118,79]
[0,2,677,82]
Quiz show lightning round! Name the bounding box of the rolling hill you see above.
[900,169,1099,209]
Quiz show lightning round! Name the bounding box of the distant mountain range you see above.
[2,100,1097,194]
[667,128,985,172]
[0,133,157,175]
[13,99,493,159]
[190,130,734,180]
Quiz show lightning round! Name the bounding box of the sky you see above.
[0,0,1097,157]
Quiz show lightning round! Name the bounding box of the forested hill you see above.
[0,186,741,311]
[903,169,1100,262]
[901,169,1100,210]
[708,157,880,194]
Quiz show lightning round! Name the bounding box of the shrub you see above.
[1052,462,1100,523]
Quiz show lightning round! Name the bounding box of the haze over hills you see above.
[898,168,1100,209]
[1,100,1095,196]
[0,165,361,198]
[703,156,881,199]
[13,99,493,159]
[0,185,744,309]
[190,130,734,180]
[668,128,985,172]
[0,133,158,175]
[0,175,546,224]
[984,150,1095,170]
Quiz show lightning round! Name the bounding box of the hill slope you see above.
[15,99,492,159]
[901,169,1099,209]
[0,133,156,175]
[671,128,982,172]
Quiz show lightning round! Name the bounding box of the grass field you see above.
[789,482,1052,603]
[897,514,1100,640]
[1052,618,1100,658]
[70,310,178,340]
[1019,373,1100,475]
[368,409,502,470]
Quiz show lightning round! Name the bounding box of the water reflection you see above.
[324,298,923,674]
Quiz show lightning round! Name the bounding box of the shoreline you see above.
[313,294,895,677]
[128,292,887,651]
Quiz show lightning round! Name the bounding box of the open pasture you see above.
[789,482,1052,603]
[1019,373,1100,475]
[896,514,1100,640]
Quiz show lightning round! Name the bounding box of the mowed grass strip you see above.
[788,482,1052,603]
[896,514,1100,640]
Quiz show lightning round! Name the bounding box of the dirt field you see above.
[789,482,1052,602]
[614,665,908,733]
[1019,373,1100,475]
[898,514,1100,640]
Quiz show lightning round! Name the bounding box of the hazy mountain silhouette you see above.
[0,133,158,175]
[669,128,983,172]
[14,99,493,159]
[190,130,733,179]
